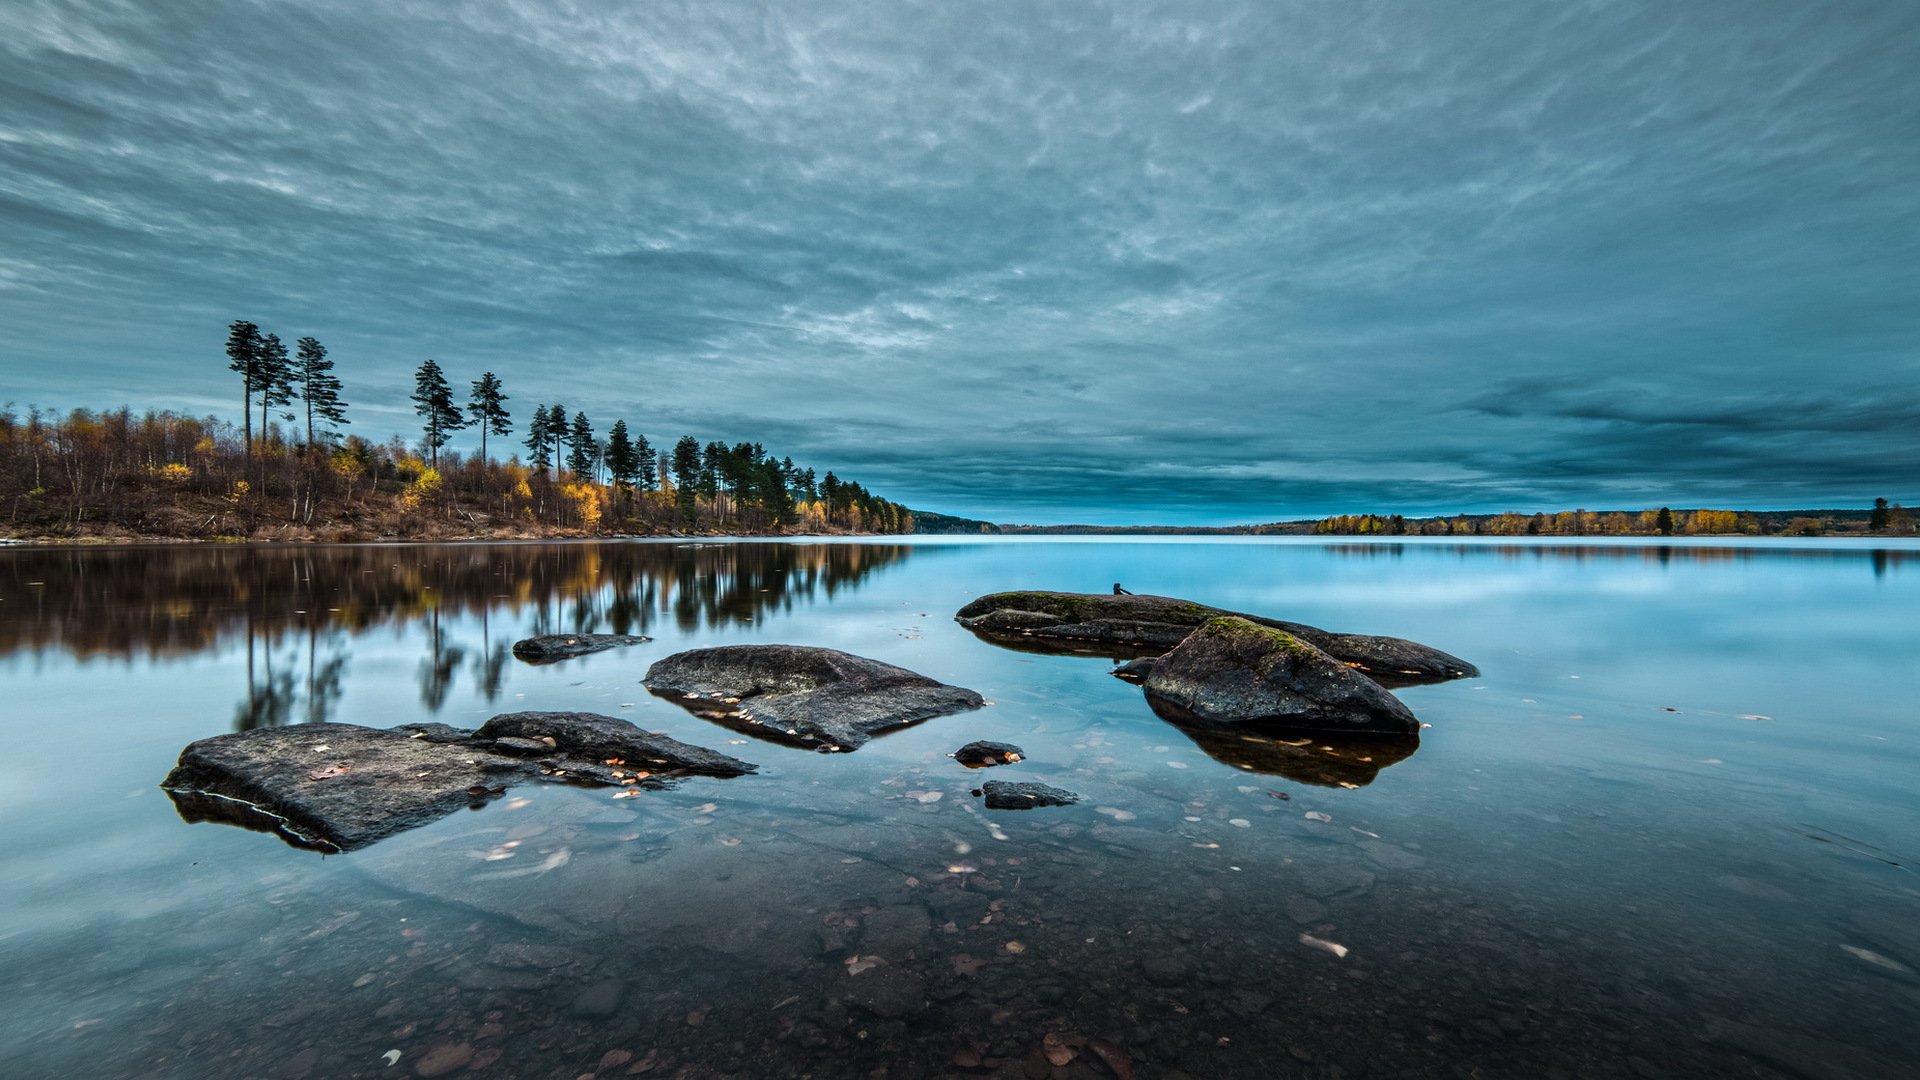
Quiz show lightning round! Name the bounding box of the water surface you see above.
[2,538,1916,1078]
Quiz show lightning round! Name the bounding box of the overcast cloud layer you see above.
[2,0,1916,522]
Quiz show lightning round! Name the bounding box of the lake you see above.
[2,537,1916,1079]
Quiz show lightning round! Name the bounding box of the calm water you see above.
[2,538,1917,1079]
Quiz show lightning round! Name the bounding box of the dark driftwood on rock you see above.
[161,714,753,853]
[1127,617,1421,736]
[954,591,1477,685]
[511,633,651,664]
[644,645,984,752]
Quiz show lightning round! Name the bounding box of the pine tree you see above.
[567,412,596,479]
[605,421,640,493]
[1870,497,1891,531]
[1656,507,1674,535]
[547,402,569,469]
[524,405,554,473]
[633,433,657,491]
[672,436,702,527]
[257,332,295,449]
[467,372,511,462]
[410,359,466,468]
[295,336,348,446]
[225,319,265,455]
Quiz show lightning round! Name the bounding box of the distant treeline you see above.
[1307,504,1912,537]
[913,505,1914,537]
[0,321,911,540]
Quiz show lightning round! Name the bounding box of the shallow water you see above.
[2,537,1917,1079]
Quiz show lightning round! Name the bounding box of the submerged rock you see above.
[511,633,651,664]
[979,780,1081,809]
[161,714,754,852]
[953,740,1025,768]
[955,591,1477,685]
[643,645,984,752]
[1132,617,1421,736]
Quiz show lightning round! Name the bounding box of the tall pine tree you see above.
[467,372,511,462]
[257,332,295,449]
[524,404,554,473]
[633,432,657,491]
[566,412,596,479]
[605,420,640,494]
[671,436,702,527]
[411,359,466,468]
[295,336,349,446]
[225,319,265,456]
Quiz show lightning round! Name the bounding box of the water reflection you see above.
[0,542,914,728]
[1144,696,1418,787]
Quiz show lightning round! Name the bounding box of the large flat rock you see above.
[161,714,754,853]
[643,645,984,752]
[955,591,1477,684]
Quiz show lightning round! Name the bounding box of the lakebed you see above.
[1,537,1916,1078]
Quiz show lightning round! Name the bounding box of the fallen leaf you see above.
[380,1049,400,1067]
[719,837,741,847]
[1042,1032,1077,1066]
[612,790,642,799]
[952,954,986,977]
[1228,818,1251,828]
[1304,811,1333,823]
[1002,940,1027,955]
[915,791,944,804]
[844,955,884,976]
[307,765,350,781]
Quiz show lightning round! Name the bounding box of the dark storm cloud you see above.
[2,0,1916,522]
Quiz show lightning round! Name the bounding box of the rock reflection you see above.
[1143,696,1419,787]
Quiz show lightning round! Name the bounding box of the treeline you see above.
[1311,502,1913,537]
[0,321,911,540]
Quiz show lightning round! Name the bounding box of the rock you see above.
[412,1041,473,1077]
[569,977,627,1018]
[953,741,1024,768]
[161,715,754,853]
[1141,954,1187,987]
[979,780,1080,810]
[955,591,1477,685]
[1135,618,1422,736]
[839,966,927,1019]
[473,712,757,777]
[643,645,984,752]
[510,633,650,664]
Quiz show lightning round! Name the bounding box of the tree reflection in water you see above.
[0,542,915,728]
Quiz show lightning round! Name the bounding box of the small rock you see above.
[953,741,1025,768]
[569,978,626,1019]
[412,1041,473,1077]
[980,780,1080,810]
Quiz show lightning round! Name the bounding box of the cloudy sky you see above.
[2,0,1915,523]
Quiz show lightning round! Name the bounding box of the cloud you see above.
[1,0,1915,523]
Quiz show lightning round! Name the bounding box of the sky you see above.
[1,0,1916,524]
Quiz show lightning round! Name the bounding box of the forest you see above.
[0,322,912,541]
